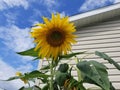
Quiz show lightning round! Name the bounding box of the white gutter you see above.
[69,3,120,28]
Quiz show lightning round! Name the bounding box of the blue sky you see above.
[0,0,120,89]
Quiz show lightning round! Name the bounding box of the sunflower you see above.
[31,13,76,60]
[16,72,28,84]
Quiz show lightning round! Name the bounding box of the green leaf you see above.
[32,85,41,90]
[95,51,120,70]
[19,87,33,90]
[32,57,40,60]
[77,60,110,90]
[66,78,86,90]
[19,86,41,90]
[19,86,37,90]
[17,48,39,57]
[58,63,69,73]
[40,65,50,70]
[55,71,70,86]
[5,70,50,82]
[19,86,25,90]
[59,51,86,60]
[77,82,86,90]
[68,78,77,88]
[38,78,48,83]
[24,70,50,80]
[5,76,24,81]
[42,84,49,90]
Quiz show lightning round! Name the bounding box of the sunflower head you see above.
[31,13,76,60]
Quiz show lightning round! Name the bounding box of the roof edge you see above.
[69,3,120,22]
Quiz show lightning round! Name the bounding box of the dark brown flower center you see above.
[46,30,65,47]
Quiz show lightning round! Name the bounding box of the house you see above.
[36,3,120,90]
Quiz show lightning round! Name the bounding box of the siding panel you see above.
[72,18,120,89]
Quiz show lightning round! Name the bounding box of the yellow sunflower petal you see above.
[16,72,22,76]
[51,13,55,24]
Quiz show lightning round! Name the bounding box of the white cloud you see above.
[43,0,57,8]
[28,9,43,24]
[60,11,66,17]
[79,0,114,12]
[41,0,59,12]
[114,0,120,3]
[4,12,18,24]
[0,25,34,52]
[0,25,35,72]
[0,0,29,10]
[0,58,25,90]
[17,63,33,73]
[0,25,35,88]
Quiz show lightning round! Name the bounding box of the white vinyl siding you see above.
[71,18,120,90]
[37,18,120,89]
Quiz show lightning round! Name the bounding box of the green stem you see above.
[70,51,83,82]
[50,61,53,90]
[75,57,82,82]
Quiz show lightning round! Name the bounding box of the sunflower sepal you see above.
[59,51,86,60]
